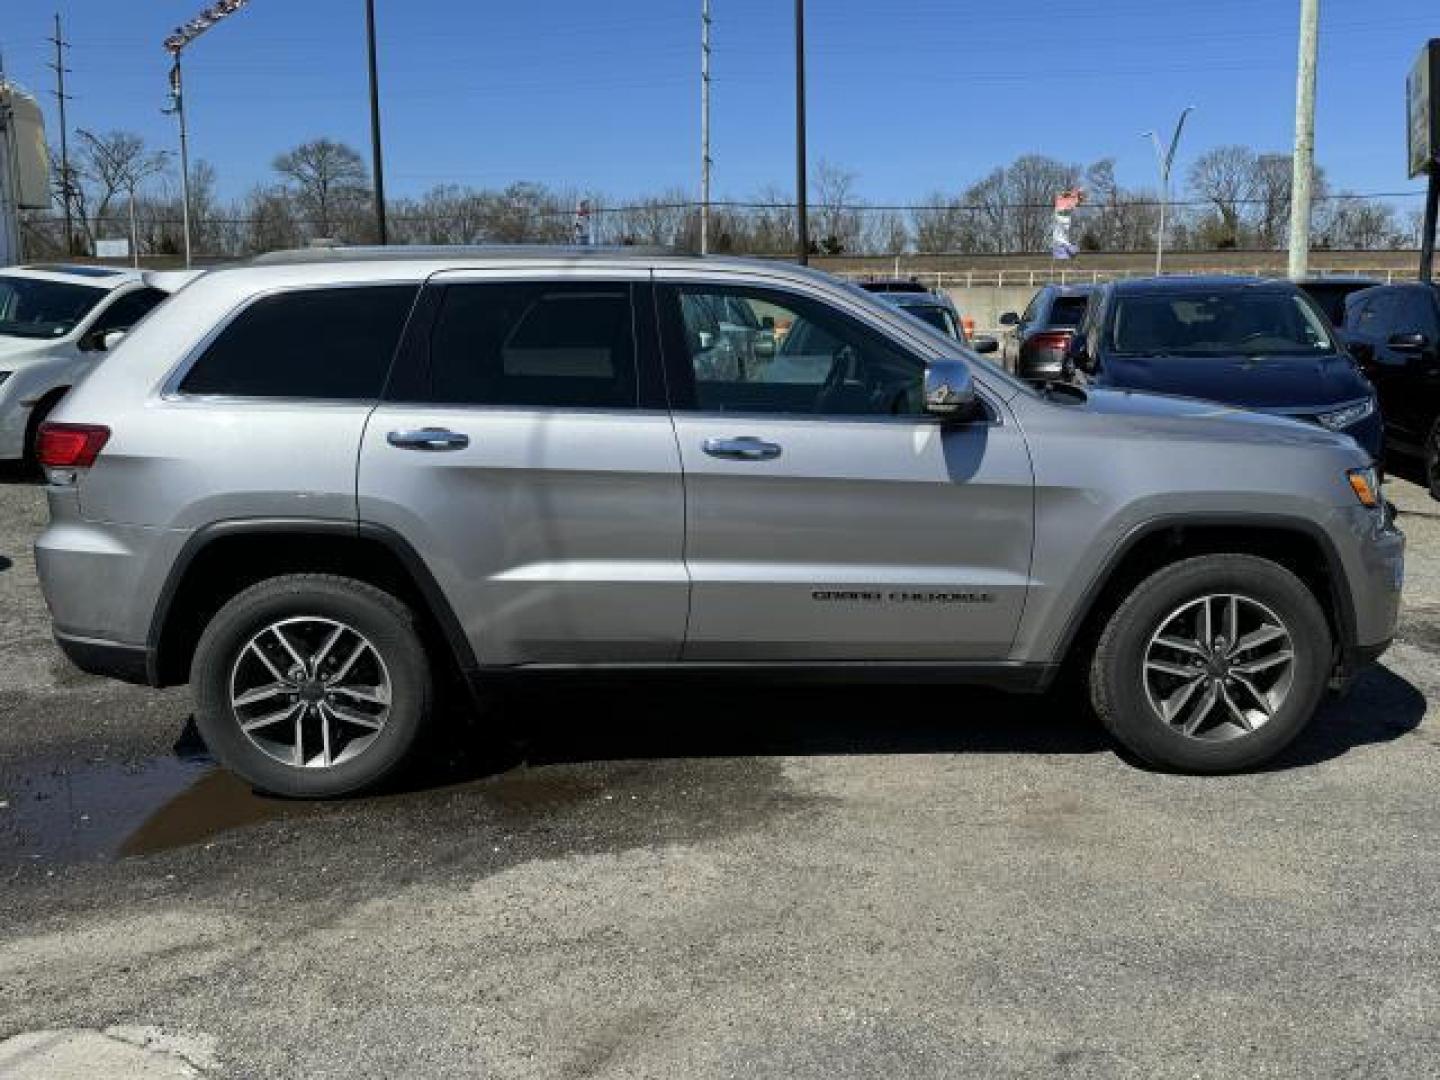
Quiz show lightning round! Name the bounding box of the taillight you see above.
[1027,331,1073,353]
[36,423,110,468]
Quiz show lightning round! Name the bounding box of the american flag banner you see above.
[1052,187,1085,260]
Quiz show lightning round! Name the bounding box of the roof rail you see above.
[249,243,688,266]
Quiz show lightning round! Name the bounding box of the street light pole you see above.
[1142,106,1194,276]
[365,0,388,245]
[162,1,251,268]
[794,0,808,265]
[166,56,194,268]
[1288,0,1320,279]
[700,0,712,255]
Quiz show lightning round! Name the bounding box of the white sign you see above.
[95,238,131,259]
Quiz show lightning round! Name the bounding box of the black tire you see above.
[192,574,433,798]
[1425,416,1440,502]
[1089,554,1332,774]
[21,389,67,475]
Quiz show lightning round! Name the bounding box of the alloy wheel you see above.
[1142,593,1296,741]
[229,616,392,769]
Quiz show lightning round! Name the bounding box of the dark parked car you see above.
[857,278,996,353]
[1070,277,1382,461]
[999,284,1094,381]
[1296,276,1381,327]
[1342,282,1440,496]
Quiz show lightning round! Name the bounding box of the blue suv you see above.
[1070,277,1382,461]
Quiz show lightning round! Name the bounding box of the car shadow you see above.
[0,461,39,486]
[1265,664,1427,771]
[404,665,1428,790]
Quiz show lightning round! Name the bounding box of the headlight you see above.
[1317,398,1375,430]
[1347,466,1381,508]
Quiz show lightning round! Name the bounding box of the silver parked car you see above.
[35,248,1403,797]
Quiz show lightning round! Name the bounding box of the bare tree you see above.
[73,130,167,249]
[272,139,369,238]
[1316,195,1399,250]
[1188,145,1256,248]
[812,160,862,254]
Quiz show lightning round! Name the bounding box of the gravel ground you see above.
[1,467,1437,1079]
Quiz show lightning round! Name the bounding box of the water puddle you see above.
[0,754,298,866]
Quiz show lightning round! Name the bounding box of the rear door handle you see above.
[387,428,470,452]
[702,436,782,461]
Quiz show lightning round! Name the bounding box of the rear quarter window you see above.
[178,285,418,399]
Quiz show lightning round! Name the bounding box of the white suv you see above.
[0,264,185,465]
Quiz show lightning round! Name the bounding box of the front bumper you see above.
[54,631,154,686]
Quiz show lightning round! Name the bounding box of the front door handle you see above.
[702,436,782,461]
[387,428,470,452]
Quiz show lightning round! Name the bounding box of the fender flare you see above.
[146,517,480,687]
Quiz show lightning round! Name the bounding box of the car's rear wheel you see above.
[192,574,433,798]
[1089,554,1332,773]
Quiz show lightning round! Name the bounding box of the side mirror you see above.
[998,312,1020,327]
[102,330,128,352]
[923,359,976,418]
[970,335,999,355]
[1069,334,1095,374]
[1387,331,1429,353]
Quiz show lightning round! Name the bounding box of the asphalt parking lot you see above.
[1,469,1438,1079]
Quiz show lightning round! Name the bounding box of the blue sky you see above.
[2,0,1435,208]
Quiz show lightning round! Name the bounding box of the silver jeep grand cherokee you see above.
[34,248,1404,797]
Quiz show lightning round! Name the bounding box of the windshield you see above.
[1110,291,1335,357]
[0,276,107,339]
[899,303,960,340]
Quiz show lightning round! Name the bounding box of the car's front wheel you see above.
[192,574,433,798]
[1425,416,1440,501]
[1089,554,1332,773]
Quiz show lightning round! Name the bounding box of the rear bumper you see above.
[53,630,154,686]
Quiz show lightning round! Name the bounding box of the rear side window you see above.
[1049,295,1089,327]
[179,285,417,399]
[420,282,637,408]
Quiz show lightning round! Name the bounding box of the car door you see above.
[1352,289,1428,447]
[1379,288,1440,447]
[655,273,1035,662]
[358,268,687,667]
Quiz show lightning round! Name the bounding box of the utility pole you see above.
[700,0,712,254]
[47,13,74,256]
[365,0,388,245]
[1288,0,1320,279]
[794,0,808,265]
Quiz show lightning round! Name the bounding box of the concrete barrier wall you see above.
[941,286,1043,334]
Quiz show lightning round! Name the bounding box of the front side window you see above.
[0,276,106,339]
[1351,291,1398,337]
[179,285,417,399]
[420,283,637,408]
[1110,291,1335,358]
[670,286,923,416]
